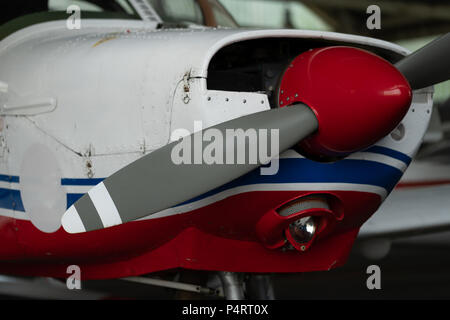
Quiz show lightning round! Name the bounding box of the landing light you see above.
[286,216,317,251]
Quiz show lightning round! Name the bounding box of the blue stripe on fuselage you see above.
[61,178,104,186]
[174,157,403,206]
[364,146,412,165]
[0,146,409,212]
[66,193,84,208]
[0,188,25,212]
[63,158,401,209]
[0,174,19,183]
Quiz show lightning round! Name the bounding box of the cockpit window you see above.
[1,0,238,28]
[147,0,204,26]
[1,0,137,26]
[147,0,238,28]
[48,0,102,12]
[47,0,134,14]
[207,0,238,27]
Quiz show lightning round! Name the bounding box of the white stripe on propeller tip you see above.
[88,182,123,228]
[61,205,86,233]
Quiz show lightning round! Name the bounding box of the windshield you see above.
[49,0,135,14]
[147,0,237,27]
[1,0,238,28]
[147,0,203,25]
[1,0,136,25]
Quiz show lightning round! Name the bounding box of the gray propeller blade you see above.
[62,103,318,233]
[395,32,450,90]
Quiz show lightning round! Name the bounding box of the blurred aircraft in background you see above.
[358,97,450,259]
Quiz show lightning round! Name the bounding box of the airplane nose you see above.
[278,46,412,159]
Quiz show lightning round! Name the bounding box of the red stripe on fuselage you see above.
[396,180,450,189]
[0,189,381,279]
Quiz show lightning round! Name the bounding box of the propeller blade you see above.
[62,103,318,233]
[395,32,450,90]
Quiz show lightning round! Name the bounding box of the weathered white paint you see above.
[0,19,432,232]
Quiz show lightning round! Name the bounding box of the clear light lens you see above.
[288,216,317,245]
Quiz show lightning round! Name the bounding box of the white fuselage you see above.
[0,19,433,234]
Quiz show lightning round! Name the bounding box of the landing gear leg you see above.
[218,271,245,300]
[245,274,275,300]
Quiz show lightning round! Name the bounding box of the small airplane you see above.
[0,0,449,299]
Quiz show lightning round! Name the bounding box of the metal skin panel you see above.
[0,19,433,278]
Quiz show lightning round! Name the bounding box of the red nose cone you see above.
[278,46,412,157]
